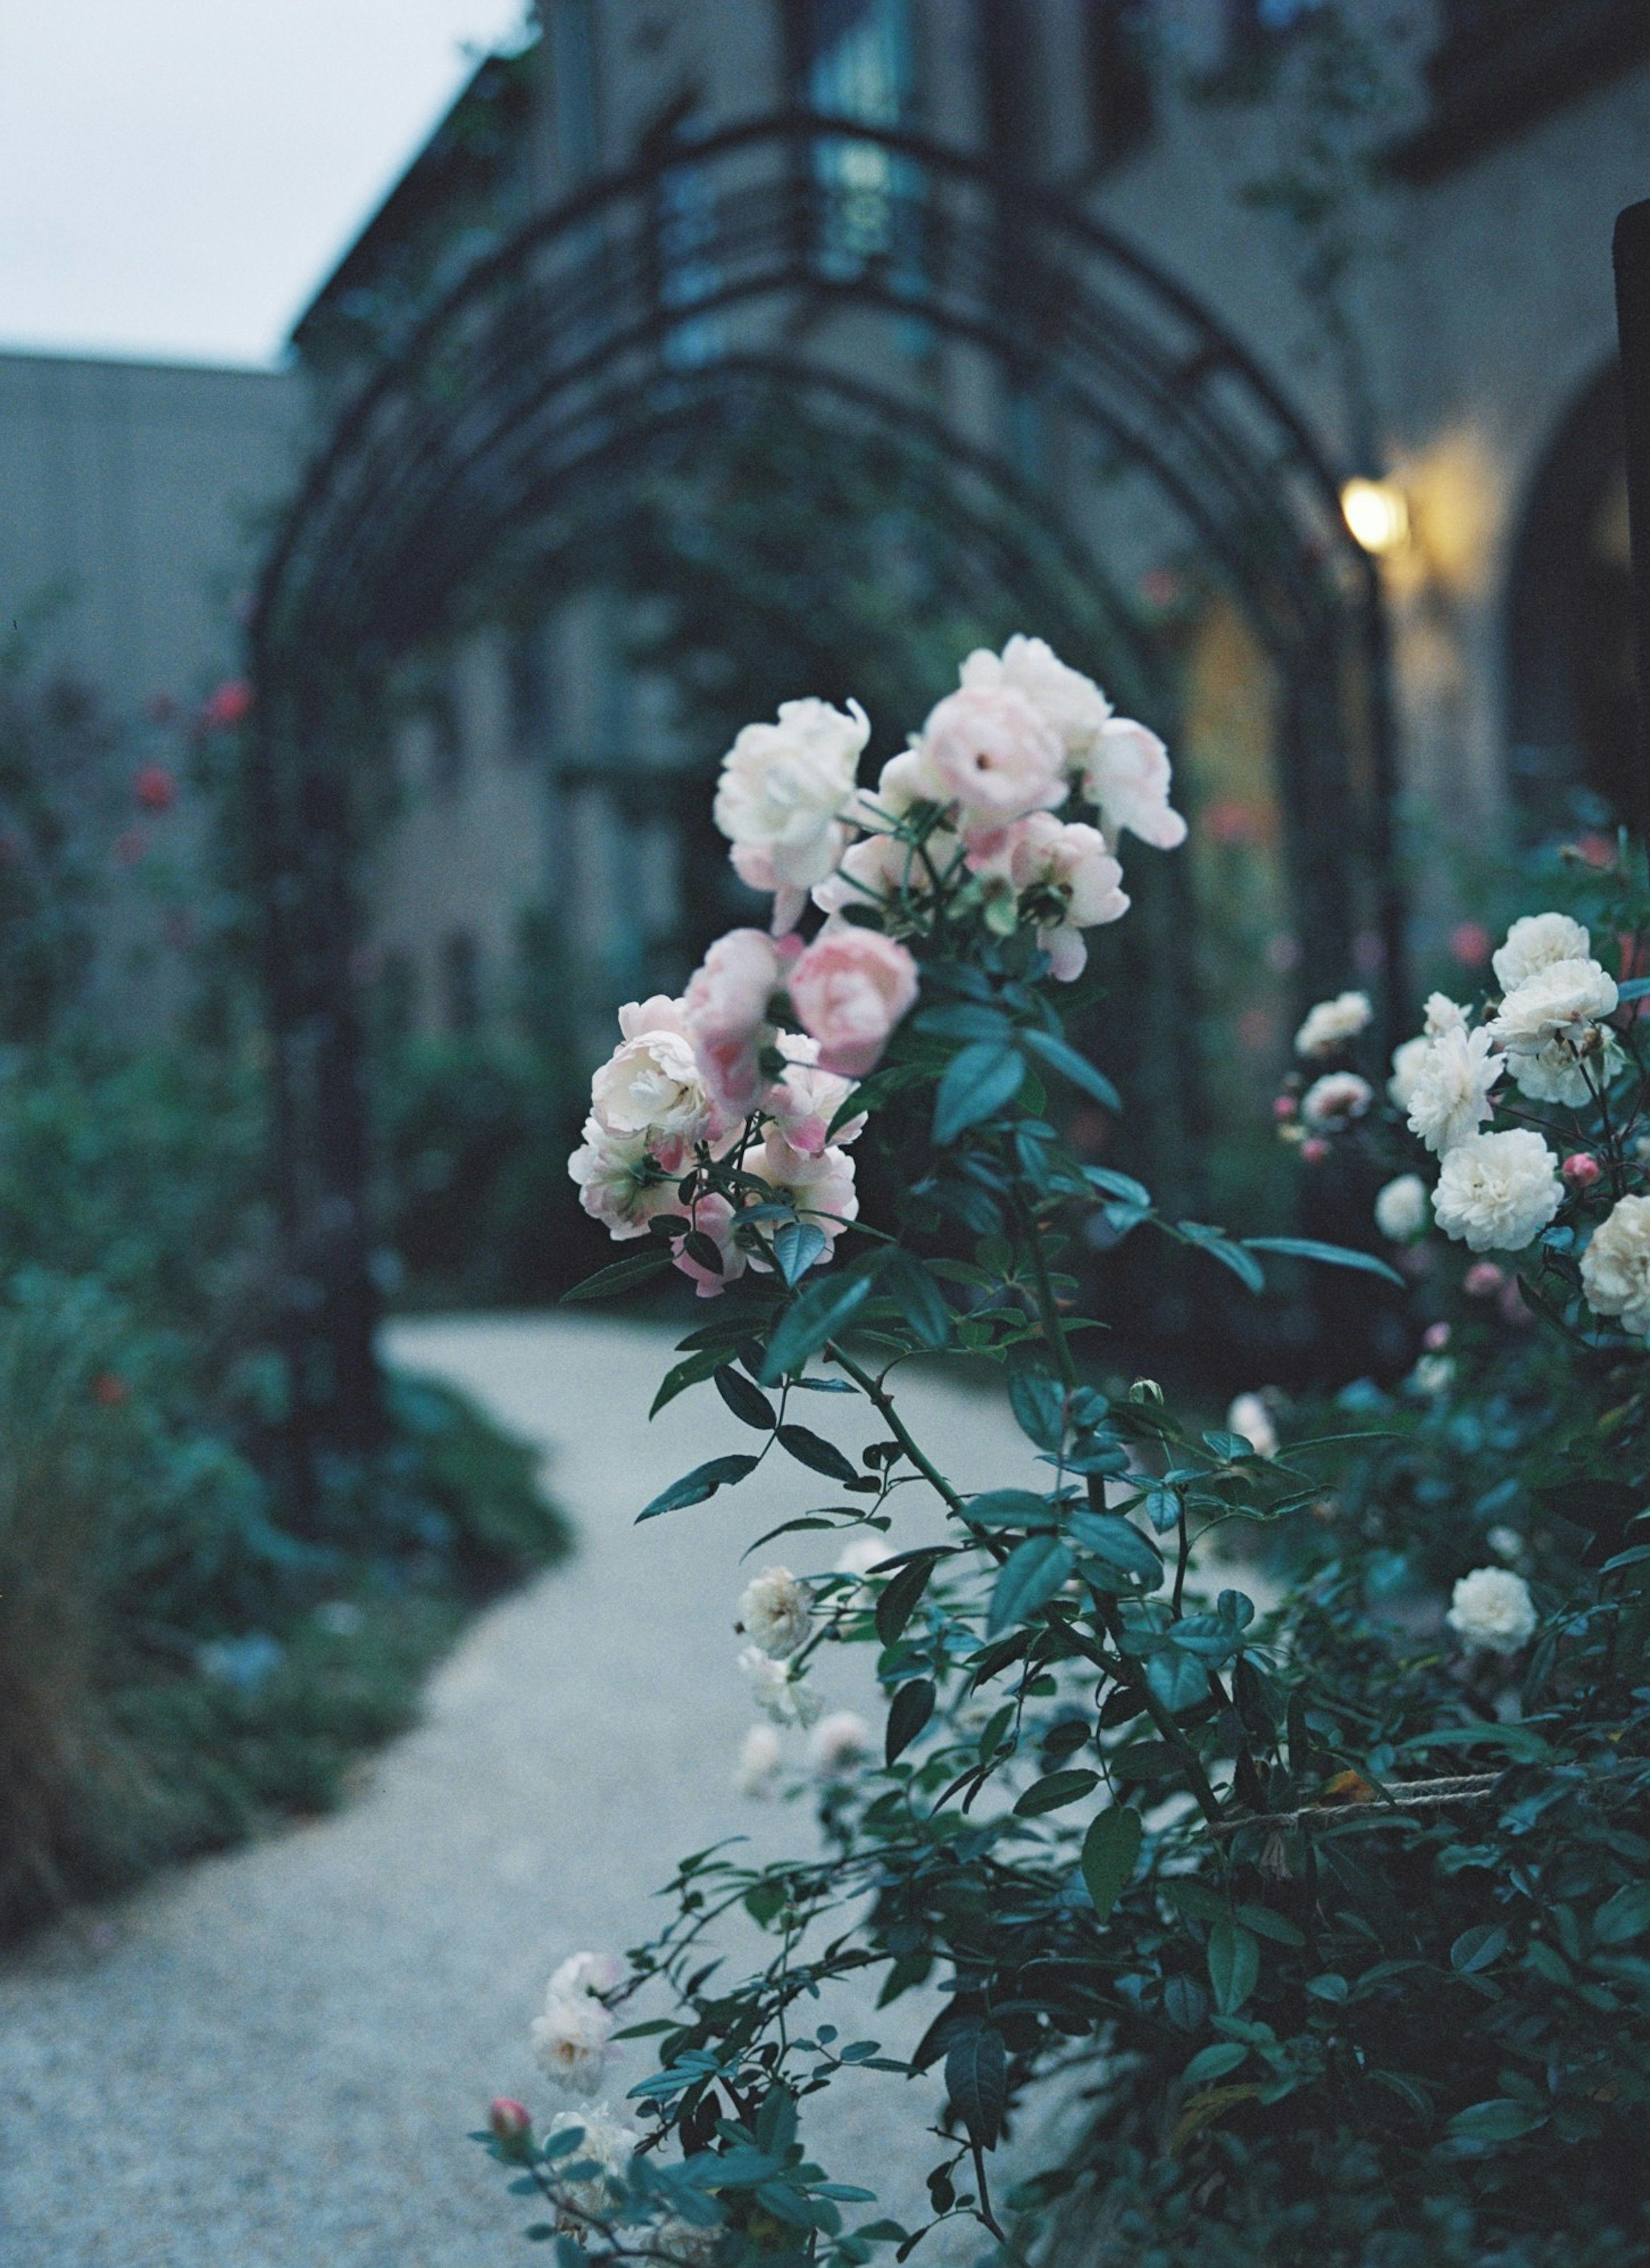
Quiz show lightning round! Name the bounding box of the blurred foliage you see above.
[0,656,569,1938]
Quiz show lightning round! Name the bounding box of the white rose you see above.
[962,635,1114,760]
[747,1133,858,1265]
[1374,1173,1429,1242]
[1423,992,1467,1038]
[1489,957,1617,1056]
[542,2100,641,2222]
[590,1026,715,1166]
[739,1645,822,1728]
[1077,716,1188,851]
[737,1566,811,1658]
[531,1987,615,2095]
[1580,1193,1650,1338]
[1446,1566,1537,1655]
[1410,1353,1455,1396]
[549,1950,626,2001]
[1431,1129,1560,1252]
[735,1723,784,1800]
[1406,1026,1504,1156]
[1491,912,1591,993]
[1504,1029,1624,1108]
[766,1032,865,1156]
[1301,1071,1373,1127]
[714,698,870,927]
[808,1709,873,1778]
[1294,990,1372,1059]
[568,1120,679,1240]
[1387,1034,1431,1111]
[1226,1392,1278,1460]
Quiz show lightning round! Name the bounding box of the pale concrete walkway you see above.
[0,1314,1036,2268]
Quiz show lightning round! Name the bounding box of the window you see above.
[792,0,917,277]
[441,930,482,1034]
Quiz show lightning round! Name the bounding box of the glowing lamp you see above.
[1340,476,1409,556]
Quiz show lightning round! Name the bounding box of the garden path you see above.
[0,1313,1051,2268]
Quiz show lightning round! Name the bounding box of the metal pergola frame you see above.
[247,112,1399,1494]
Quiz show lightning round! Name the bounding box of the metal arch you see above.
[248,112,1399,1481]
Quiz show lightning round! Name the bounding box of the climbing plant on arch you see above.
[246,111,1398,1474]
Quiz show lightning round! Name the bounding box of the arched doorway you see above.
[247,113,1397,1471]
[1506,360,1636,835]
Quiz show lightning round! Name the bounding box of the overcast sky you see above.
[0,1,530,368]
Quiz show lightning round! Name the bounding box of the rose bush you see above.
[478,658,1647,2267]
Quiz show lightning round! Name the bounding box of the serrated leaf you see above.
[777,1423,859,1483]
[637,1453,759,1522]
[965,1487,1057,1530]
[875,1554,938,1645]
[1014,1767,1099,1816]
[933,1041,1025,1144]
[885,1678,936,1766]
[1019,1026,1121,1110]
[1008,1367,1066,1453]
[1066,1510,1164,1584]
[715,1365,776,1430]
[761,1259,883,1382]
[1207,1918,1260,2014]
[1242,1235,1404,1288]
[1080,1805,1142,1919]
[882,1250,953,1349]
[944,2025,1006,2148]
[561,1249,672,1302]
[773,1220,830,1285]
[987,1535,1074,1634]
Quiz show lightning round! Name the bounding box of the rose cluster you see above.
[570,638,1182,1297]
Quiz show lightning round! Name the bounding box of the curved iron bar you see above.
[246,112,1401,1485]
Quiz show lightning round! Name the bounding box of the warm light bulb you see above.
[1341,477,1409,556]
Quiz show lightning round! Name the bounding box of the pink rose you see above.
[767,1035,865,1156]
[1077,717,1187,851]
[788,924,919,1077]
[684,929,795,1119]
[671,1193,748,1298]
[916,683,1065,823]
[746,1133,859,1270]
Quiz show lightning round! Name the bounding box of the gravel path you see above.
[0,1313,1040,2268]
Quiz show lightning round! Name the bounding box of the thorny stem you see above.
[828,1345,967,1515]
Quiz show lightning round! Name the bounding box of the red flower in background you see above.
[1448,921,1492,969]
[201,679,253,731]
[134,763,177,812]
[91,1373,129,1407]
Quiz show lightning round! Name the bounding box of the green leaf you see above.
[761,1260,883,1382]
[1449,1923,1509,1975]
[561,1249,672,1302]
[681,1228,725,1276]
[988,1535,1074,1634]
[881,1250,953,1349]
[651,1346,728,1417]
[1235,1902,1305,1948]
[944,2026,1007,2148]
[875,1554,938,1645]
[1014,1767,1099,1816]
[1242,1236,1404,1288]
[1008,1367,1066,1453]
[1594,1882,1650,1944]
[1147,1645,1208,1712]
[885,1678,935,1765]
[1177,1221,1266,1295]
[966,1488,1058,1530]
[933,1041,1024,1144]
[1084,1166,1152,1208]
[1019,1027,1121,1111]
[1447,2098,1543,2144]
[777,1424,859,1483]
[637,1453,760,1522]
[1183,2042,1248,2087]
[1067,1510,1165,1585]
[1207,1918,1261,2015]
[715,1365,776,1430]
[915,1001,1013,1041]
[1080,1806,1142,1919]
[774,1221,829,1285]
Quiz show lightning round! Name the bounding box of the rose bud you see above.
[489,2098,534,2158]
[1561,1153,1601,1189]
[1272,1094,1297,1120]
[1463,1261,1504,1297]
[1421,1321,1451,1351]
